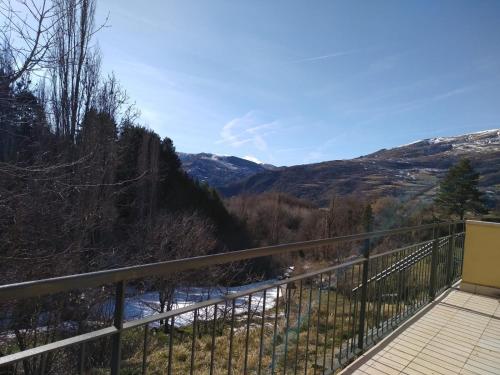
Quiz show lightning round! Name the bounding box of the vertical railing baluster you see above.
[111,280,125,375]
[228,299,236,375]
[446,223,456,287]
[78,342,86,375]
[396,248,404,320]
[381,255,389,334]
[429,225,439,301]
[293,281,304,374]
[346,268,354,358]
[313,273,323,375]
[357,236,370,351]
[142,324,149,375]
[366,256,374,345]
[321,273,332,372]
[419,245,424,303]
[243,294,252,375]
[303,280,313,374]
[190,310,198,375]
[330,271,339,370]
[271,286,280,374]
[390,252,398,328]
[350,265,361,353]
[402,248,408,317]
[209,304,217,375]
[257,291,266,375]
[167,316,175,375]
[375,255,383,338]
[337,269,347,364]
[283,281,294,375]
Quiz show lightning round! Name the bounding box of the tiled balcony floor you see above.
[340,289,500,375]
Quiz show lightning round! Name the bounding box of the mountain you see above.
[218,130,500,207]
[178,152,278,188]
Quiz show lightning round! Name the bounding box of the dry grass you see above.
[116,285,407,375]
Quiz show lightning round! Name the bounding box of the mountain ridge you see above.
[216,129,500,207]
[178,152,279,188]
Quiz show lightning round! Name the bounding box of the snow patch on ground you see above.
[122,280,280,327]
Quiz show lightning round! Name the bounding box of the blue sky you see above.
[96,0,500,166]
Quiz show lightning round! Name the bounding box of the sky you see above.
[96,0,500,166]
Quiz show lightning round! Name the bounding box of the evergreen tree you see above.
[435,159,486,220]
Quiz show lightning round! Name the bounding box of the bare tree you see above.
[145,212,218,324]
[49,0,105,140]
[0,0,58,85]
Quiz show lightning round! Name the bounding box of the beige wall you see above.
[462,220,500,294]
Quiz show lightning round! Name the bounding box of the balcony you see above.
[0,220,498,374]
[339,290,500,375]
[341,220,500,375]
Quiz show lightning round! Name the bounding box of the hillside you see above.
[178,152,278,188]
[218,130,500,207]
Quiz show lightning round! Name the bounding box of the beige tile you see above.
[430,335,475,354]
[379,351,412,367]
[471,346,500,362]
[392,341,424,356]
[415,351,465,371]
[375,358,407,372]
[413,356,462,375]
[367,360,403,375]
[339,290,500,375]
[407,360,451,375]
[462,362,498,375]
[466,357,500,373]
[400,367,426,375]
[360,365,393,375]
[460,368,484,375]
[476,340,500,353]
[421,345,467,364]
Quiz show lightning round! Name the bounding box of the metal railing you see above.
[0,221,465,374]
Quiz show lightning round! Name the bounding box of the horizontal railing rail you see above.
[0,222,458,300]
[0,221,465,375]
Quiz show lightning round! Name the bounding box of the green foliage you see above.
[435,159,487,219]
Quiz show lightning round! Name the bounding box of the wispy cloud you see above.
[291,49,362,64]
[218,111,278,151]
[386,84,479,115]
[339,81,481,123]
[431,86,476,101]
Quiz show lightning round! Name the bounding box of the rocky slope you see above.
[218,130,500,207]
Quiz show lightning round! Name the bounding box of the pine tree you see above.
[435,159,486,220]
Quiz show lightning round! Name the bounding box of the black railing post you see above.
[111,281,125,375]
[357,237,370,351]
[446,223,456,287]
[429,225,439,301]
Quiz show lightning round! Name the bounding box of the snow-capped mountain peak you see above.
[177,152,277,188]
